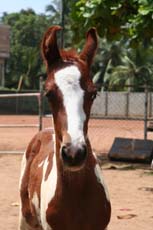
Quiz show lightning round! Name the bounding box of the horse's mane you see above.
[60,49,80,62]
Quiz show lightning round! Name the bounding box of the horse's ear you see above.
[41,25,62,67]
[80,28,98,67]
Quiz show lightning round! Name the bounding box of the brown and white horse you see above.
[19,26,111,230]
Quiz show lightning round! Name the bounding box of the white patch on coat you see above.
[151,159,153,169]
[40,152,57,230]
[19,152,27,189]
[31,192,41,225]
[94,164,110,201]
[55,65,86,145]
[38,160,45,168]
[93,151,97,160]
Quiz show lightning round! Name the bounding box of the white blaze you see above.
[55,65,86,144]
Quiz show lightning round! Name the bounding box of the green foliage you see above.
[68,0,153,91]
[70,0,153,45]
[102,42,153,91]
[2,9,50,89]
[1,0,153,91]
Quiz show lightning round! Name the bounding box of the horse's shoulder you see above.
[19,128,55,226]
[25,128,54,161]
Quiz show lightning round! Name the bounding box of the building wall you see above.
[0,59,5,86]
[0,24,10,87]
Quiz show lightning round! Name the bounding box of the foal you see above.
[19,26,111,230]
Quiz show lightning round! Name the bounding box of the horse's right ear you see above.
[80,28,98,67]
[41,26,62,68]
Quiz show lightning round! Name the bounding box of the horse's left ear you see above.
[80,28,98,67]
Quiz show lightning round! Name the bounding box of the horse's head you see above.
[42,26,98,171]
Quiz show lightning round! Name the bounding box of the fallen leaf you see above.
[117,214,137,220]
[11,202,19,207]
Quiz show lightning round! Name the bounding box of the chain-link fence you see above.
[89,85,153,154]
[0,83,153,155]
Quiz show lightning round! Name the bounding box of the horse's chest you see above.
[45,191,110,230]
[46,208,107,230]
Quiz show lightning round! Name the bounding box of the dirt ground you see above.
[0,115,153,230]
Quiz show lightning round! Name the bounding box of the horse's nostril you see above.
[61,145,87,167]
[61,146,71,162]
[75,145,87,164]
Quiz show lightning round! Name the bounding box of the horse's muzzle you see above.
[61,143,87,170]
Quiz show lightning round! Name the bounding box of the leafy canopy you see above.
[2,9,50,89]
[70,0,153,46]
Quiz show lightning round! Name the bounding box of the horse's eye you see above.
[45,90,55,99]
[45,90,50,98]
[91,91,97,101]
[90,91,97,101]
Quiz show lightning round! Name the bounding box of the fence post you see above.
[105,91,108,116]
[126,92,129,118]
[144,85,148,140]
[149,92,152,117]
[39,76,43,131]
